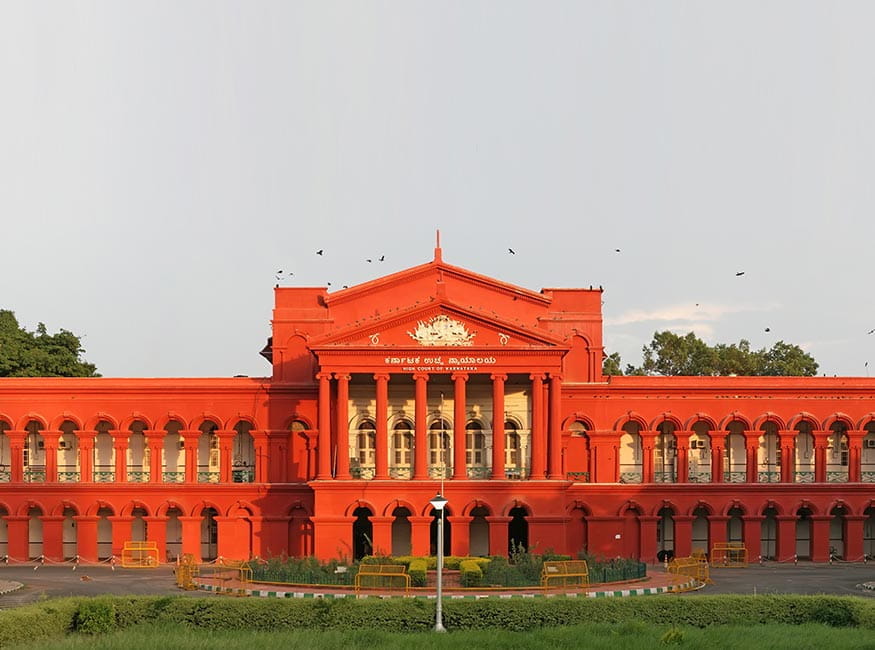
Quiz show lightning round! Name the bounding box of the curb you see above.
[0,581,23,596]
[196,577,696,600]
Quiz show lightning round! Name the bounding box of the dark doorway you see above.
[352,507,373,560]
[508,506,529,554]
[429,507,451,556]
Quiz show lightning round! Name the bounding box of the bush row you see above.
[2,594,875,646]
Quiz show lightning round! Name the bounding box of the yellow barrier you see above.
[355,564,410,593]
[667,555,712,586]
[541,560,590,589]
[176,553,199,590]
[711,542,748,567]
[120,541,160,568]
[199,558,252,596]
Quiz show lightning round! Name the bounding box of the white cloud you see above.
[604,302,781,327]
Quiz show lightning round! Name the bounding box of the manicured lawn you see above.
[13,622,875,650]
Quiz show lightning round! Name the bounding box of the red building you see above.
[1,244,874,564]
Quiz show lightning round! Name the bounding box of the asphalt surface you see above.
[0,562,873,609]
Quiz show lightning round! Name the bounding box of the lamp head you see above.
[429,493,448,511]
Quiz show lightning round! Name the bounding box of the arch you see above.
[0,413,14,428]
[382,499,417,517]
[753,412,786,430]
[565,500,592,517]
[49,412,83,430]
[50,501,81,516]
[614,412,648,431]
[500,499,532,517]
[286,499,313,518]
[188,500,221,518]
[617,500,644,516]
[155,500,185,517]
[856,413,875,429]
[826,499,850,515]
[758,500,786,517]
[0,500,12,515]
[119,413,154,431]
[823,412,854,430]
[225,500,257,518]
[16,500,46,516]
[650,413,683,431]
[562,413,595,431]
[17,413,48,430]
[389,413,415,429]
[462,499,494,517]
[686,501,715,517]
[345,500,376,518]
[720,500,749,516]
[83,412,119,431]
[120,501,152,517]
[85,500,116,517]
[787,412,819,430]
[651,500,679,517]
[190,413,224,431]
[225,414,258,430]
[684,413,718,430]
[155,412,187,430]
[284,415,314,431]
[718,412,752,431]
[791,499,820,516]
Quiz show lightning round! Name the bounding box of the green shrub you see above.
[459,559,484,587]
[0,598,79,646]
[408,559,428,587]
[73,598,116,635]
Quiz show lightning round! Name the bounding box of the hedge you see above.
[2,594,875,645]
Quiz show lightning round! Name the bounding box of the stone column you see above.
[4,516,30,560]
[778,430,795,483]
[813,430,829,483]
[843,515,867,561]
[215,430,236,483]
[448,515,473,557]
[589,431,617,483]
[317,372,333,479]
[847,430,865,483]
[775,515,797,562]
[408,515,433,557]
[452,372,468,480]
[250,430,269,482]
[413,373,429,479]
[74,515,99,562]
[144,516,168,563]
[334,373,351,479]
[638,515,659,563]
[108,515,134,557]
[40,516,65,561]
[43,432,60,482]
[673,515,694,558]
[369,516,395,556]
[707,515,729,549]
[178,515,203,562]
[301,430,318,481]
[742,515,763,563]
[675,431,692,483]
[486,515,512,556]
[640,431,657,483]
[374,373,390,480]
[144,430,165,483]
[110,430,129,483]
[743,430,759,483]
[711,434,725,483]
[6,431,25,483]
[808,515,831,562]
[181,430,200,483]
[78,432,95,482]
[529,373,546,479]
[490,374,507,480]
[547,374,563,479]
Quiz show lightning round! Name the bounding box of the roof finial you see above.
[434,228,442,262]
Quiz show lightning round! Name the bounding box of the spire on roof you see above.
[434,229,442,262]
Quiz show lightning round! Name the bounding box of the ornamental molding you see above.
[407,315,476,347]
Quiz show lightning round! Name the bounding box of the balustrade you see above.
[758,471,780,483]
[93,470,115,483]
[127,470,150,483]
[162,471,185,483]
[566,471,590,482]
[688,471,711,483]
[724,471,746,483]
[57,471,80,483]
[795,471,815,483]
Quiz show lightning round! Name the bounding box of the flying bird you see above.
[765,327,771,332]
[379,255,385,262]
[342,285,349,289]
[366,258,372,263]
[316,249,324,256]
[614,249,621,253]
[735,271,745,277]
[868,329,875,335]
[508,248,516,255]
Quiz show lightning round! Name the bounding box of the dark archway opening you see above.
[352,507,373,560]
[508,506,529,554]
[391,507,411,556]
[429,507,452,556]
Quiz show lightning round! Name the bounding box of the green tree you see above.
[0,310,100,377]
[623,330,818,377]
[602,351,624,376]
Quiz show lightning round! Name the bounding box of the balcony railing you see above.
[619,471,642,484]
[24,469,45,483]
[466,466,490,479]
[724,471,746,483]
[862,471,875,483]
[389,467,412,480]
[758,471,780,483]
[93,470,115,483]
[349,467,374,480]
[826,471,848,483]
[197,471,220,484]
[426,466,449,479]
[58,471,80,483]
[127,470,150,483]
[566,471,590,482]
[232,467,255,483]
[162,471,185,483]
[0,469,10,482]
[653,471,676,483]
[688,471,711,483]
[795,471,815,483]
[505,467,527,480]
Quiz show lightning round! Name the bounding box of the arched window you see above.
[465,421,485,467]
[356,420,376,466]
[391,420,413,476]
[505,420,522,473]
[429,419,450,467]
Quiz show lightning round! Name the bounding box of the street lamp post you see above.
[429,492,448,633]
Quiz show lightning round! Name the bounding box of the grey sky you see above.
[2,2,874,378]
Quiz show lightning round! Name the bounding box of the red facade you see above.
[1,245,874,564]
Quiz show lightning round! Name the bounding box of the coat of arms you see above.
[407,315,476,346]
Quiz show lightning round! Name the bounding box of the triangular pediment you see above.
[310,301,565,349]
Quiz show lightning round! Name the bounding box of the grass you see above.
[12,622,875,650]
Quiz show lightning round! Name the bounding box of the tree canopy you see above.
[603,330,819,377]
[0,310,100,377]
